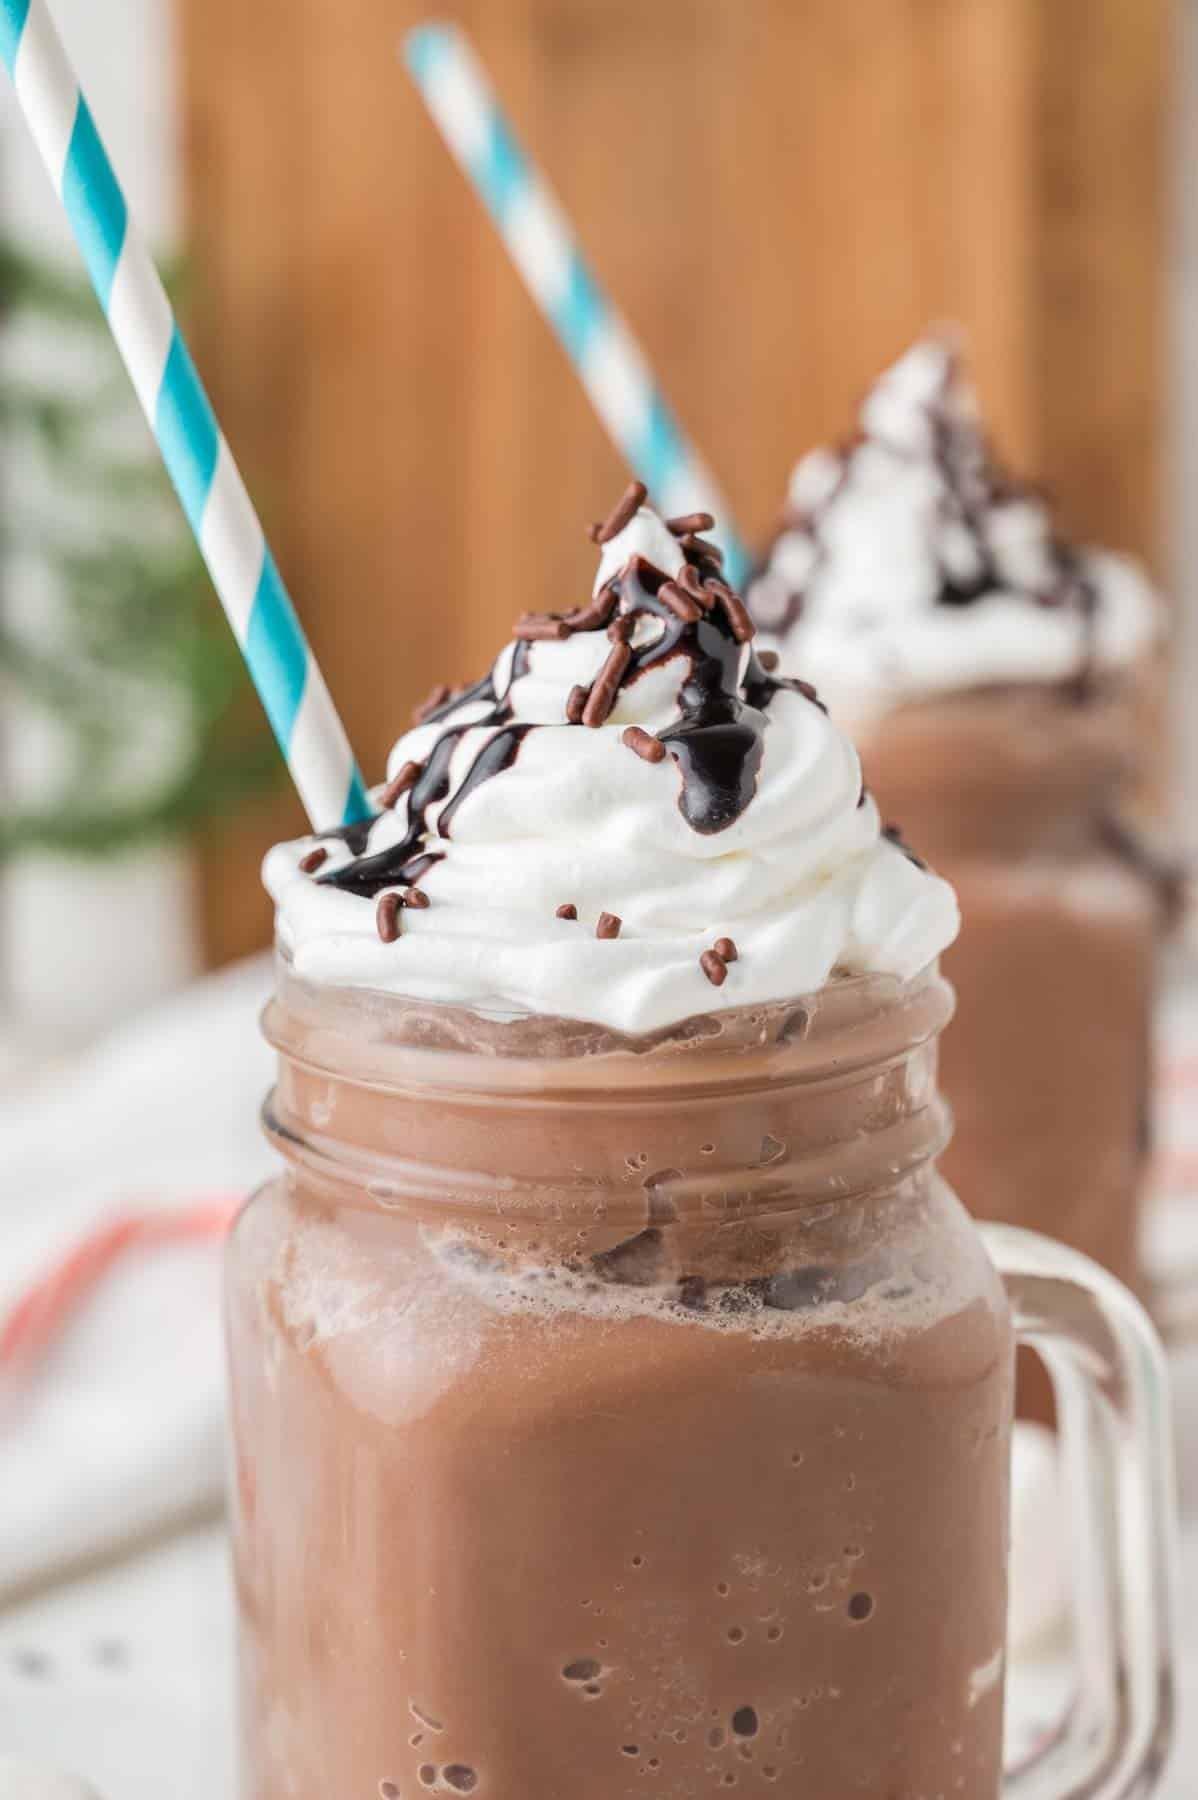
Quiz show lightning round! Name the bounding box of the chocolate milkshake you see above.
[228,489,1121,1796]
[748,341,1171,1302]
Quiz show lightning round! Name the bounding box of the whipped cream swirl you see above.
[265,496,958,1034]
[748,338,1160,730]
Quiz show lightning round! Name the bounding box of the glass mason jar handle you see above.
[982,1225,1178,1799]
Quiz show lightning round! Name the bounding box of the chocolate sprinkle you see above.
[556,902,578,920]
[594,480,648,544]
[713,937,738,962]
[324,487,808,902]
[596,912,622,939]
[582,641,632,727]
[514,612,571,641]
[622,726,667,764]
[563,588,618,632]
[666,511,715,536]
[658,580,703,623]
[376,892,403,943]
[405,887,430,909]
[412,683,451,725]
[677,564,715,609]
[708,579,756,643]
[380,761,422,808]
[700,949,728,986]
[298,846,328,875]
[681,534,726,566]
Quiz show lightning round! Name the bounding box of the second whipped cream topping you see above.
[748,338,1160,728]
[265,487,958,1034]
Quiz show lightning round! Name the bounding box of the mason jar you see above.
[225,957,1174,1799]
[855,687,1167,1300]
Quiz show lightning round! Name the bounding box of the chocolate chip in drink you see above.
[298,846,328,874]
[713,937,738,962]
[556,902,578,920]
[405,887,430,909]
[596,911,622,939]
[592,1227,665,1287]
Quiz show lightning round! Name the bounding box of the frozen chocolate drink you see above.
[748,341,1172,1302]
[227,488,1174,1797]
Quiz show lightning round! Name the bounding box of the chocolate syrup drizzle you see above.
[751,347,1101,681]
[318,505,814,900]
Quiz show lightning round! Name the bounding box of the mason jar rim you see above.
[262,950,953,1104]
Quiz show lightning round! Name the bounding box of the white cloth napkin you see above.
[0,955,274,1603]
[0,1758,100,1799]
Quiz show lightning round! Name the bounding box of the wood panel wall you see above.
[178,0,1171,964]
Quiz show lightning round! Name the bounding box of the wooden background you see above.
[178,0,1170,965]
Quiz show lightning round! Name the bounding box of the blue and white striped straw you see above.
[405,22,751,588]
[0,0,370,831]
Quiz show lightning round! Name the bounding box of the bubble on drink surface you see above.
[766,1624,783,1642]
[726,1626,745,1644]
[715,1580,730,1597]
[419,1770,436,1788]
[442,1767,478,1793]
[731,1707,758,1738]
[409,1702,443,1731]
[379,1785,400,1799]
[757,1135,786,1166]
[562,1658,602,1682]
[621,1745,639,1757]
[708,1727,726,1749]
[848,1591,874,1621]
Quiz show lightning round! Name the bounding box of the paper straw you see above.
[0,0,371,830]
[405,21,751,588]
